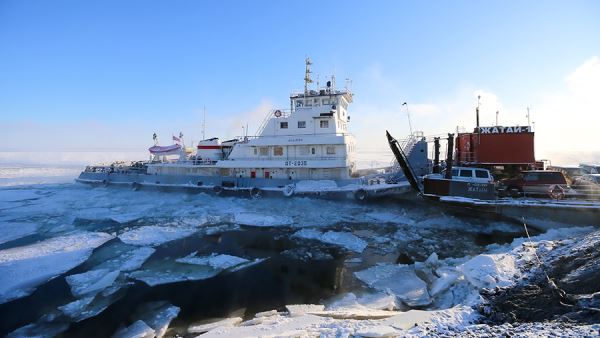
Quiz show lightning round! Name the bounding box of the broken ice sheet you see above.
[129,301,180,338]
[292,229,368,253]
[176,252,249,269]
[118,225,197,246]
[0,231,114,304]
[66,268,120,297]
[355,264,432,307]
[128,259,220,286]
[233,212,293,227]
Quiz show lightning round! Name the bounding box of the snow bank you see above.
[118,226,196,246]
[292,229,368,253]
[0,231,114,303]
[459,254,518,289]
[233,212,293,227]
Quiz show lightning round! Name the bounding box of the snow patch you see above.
[295,180,338,192]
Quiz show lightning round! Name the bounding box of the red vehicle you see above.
[500,170,570,198]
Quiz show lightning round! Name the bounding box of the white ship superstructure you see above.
[147,58,355,180]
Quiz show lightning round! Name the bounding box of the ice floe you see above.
[0,231,114,303]
[128,301,180,338]
[118,226,197,246]
[66,268,121,297]
[233,212,293,227]
[188,317,243,334]
[292,228,368,253]
[176,252,249,270]
[0,222,38,245]
[355,264,432,307]
[112,320,155,338]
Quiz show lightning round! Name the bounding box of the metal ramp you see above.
[386,131,423,193]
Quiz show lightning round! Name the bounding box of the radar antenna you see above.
[304,57,313,94]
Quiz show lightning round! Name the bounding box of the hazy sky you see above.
[1,1,599,164]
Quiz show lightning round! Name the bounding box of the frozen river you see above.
[0,165,597,337]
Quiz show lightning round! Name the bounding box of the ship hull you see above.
[76,171,411,201]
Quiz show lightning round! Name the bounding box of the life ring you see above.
[131,182,140,191]
[213,186,223,195]
[354,189,368,201]
[274,110,282,117]
[548,184,565,200]
[283,184,295,197]
[250,187,262,199]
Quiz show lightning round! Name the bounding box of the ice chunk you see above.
[355,325,398,337]
[7,319,70,338]
[176,253,249,270]
[0,231,114,303]
[355,264,432,307]
[430,269,460,297]
[459,253,518,289]
[285,304,325,317]
[188,317,243,334]
[0,222,38,245]
[116,247,156,272]
[58,296,95,317]
[322,231,367,253]
[112,320,155,338]
[365,212,417,226]
[66,268,120,297]
[129,260,219,286]
[293,229,368,253]
[234,212,293,227]
[133,301,180,338]
[0,189,42,202]
[118,226,196,246]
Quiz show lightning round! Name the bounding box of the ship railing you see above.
[255,109,293,136]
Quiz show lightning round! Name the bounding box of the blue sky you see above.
[1,1,599,163]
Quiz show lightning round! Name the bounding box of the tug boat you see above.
[76,59,428,200]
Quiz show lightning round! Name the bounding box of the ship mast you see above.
[202,105,206,140]
[304,57,313,94]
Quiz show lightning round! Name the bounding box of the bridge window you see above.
[320,120,329,128]
[299,146,309,155]
[326,146,336,155]
[259,147,269,156]
[280,122,288,129]
[298,121,306,128]
[274,146,283,156]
